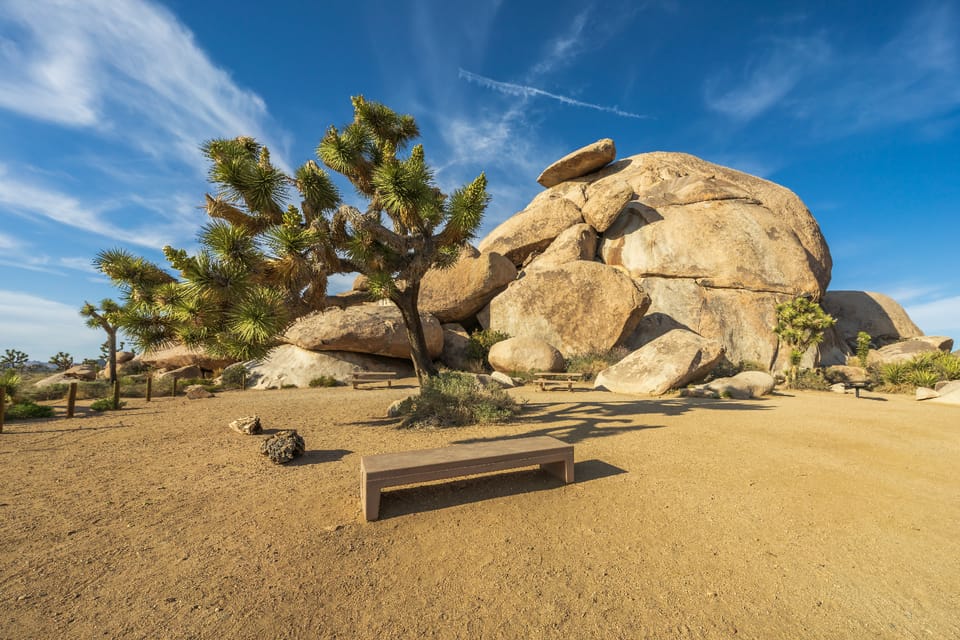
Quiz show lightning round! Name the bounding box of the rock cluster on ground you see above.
[260,430,305,464]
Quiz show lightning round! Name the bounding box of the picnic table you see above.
[532,371,586,391]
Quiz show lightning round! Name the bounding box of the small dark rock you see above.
[260,430,305,464]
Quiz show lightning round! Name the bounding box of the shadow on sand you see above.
[377,458,626,520]
[286,448,353,466]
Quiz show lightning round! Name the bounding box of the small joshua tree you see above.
[1,349,29,371]
[774,297,836,385]
[49,352,74,371]
[80,299,125,383]
[856,331,871,368]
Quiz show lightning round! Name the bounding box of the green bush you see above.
[0,369,21,398]
[791,368,831,391]
[5,400,54,419]
[907,369,940,389]
[880,362,908,385]
[466,329,510,369]
[22,383,69,402]
[937,353,960,380]
[309,375,340,387]
[856,331,872,367]
[90,398,126,411]
[221,364,248,389]
[565,347,630,380]
[394,372,521,428]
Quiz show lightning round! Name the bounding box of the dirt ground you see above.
[1,381,958,639]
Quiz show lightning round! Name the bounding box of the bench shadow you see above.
[377,459,625,520]
[287,448,352,466]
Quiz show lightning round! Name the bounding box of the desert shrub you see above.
[791,368,831,391]
[394,372,521,428]
[565,347,630,380]
[466,329,510,369]
[6,400,54,419]
[705,358,768,382]
[77,381,110,400]
[906,369,940,389]
[22,383,69,402]
[309,375,340,387]
[880,362,908,385]
[90,397,126,411]
[936,353,960,380]
[281,383,298,389]
[221,364,248,389]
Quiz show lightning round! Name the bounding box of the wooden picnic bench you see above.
[351,371,397,389]
[844,381,872,398]
[359,435,574,521]
[533,371,586,391]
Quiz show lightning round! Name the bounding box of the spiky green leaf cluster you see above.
[773,297,836,354]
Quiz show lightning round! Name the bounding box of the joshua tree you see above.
[49,352,74,371]
[319,96,490,381]
[1,349,29,371]
[774,297,836,384]
[96,96,489,384]
[80,299,124,383]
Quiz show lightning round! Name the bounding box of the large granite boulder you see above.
[62,364,97,381]
[439,324,472,371]
[419,246,517,323]
[822,291,923,347]
[581,178,634,233]
[524,223,598,273]
[594,329,724,395]
[245,344,413,389]
[284,303,443,359]
[487,336,564,374]
[477,197,583,266]
[537,138,616,188]
[140,344,233,372]
[481,261,650,357]
[868,338,952,365]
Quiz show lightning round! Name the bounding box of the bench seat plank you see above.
[360,436,573,520]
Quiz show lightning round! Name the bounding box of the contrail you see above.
[458,68,648,120]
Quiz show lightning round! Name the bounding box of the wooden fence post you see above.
[241,372,246,391]
[113,380,120,410]
[172,377,177,397]
[67,382,78,418]
[145,376,152,402]
[0,387,5,433]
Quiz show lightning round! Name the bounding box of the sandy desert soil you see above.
[1,382,959,639]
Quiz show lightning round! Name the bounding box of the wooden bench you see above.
[360,435,574,521]
[532,371,586,391]
[844,381,872,398]
[351,371,397,389]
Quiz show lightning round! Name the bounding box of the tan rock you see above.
[488,337,564,374]
[140,344,233,372]
[581,179,634,232]
[524,223,597,273]
[439,324,472,371]
[245,344,413,389]
[528,180,588,210]
[483,261,650,358]
[419,248,517,323]
[869,339,942,365]
[705,371,775,399]
[156,365,203,381]
[822,291,923,347]
[825,365,869,384]
[537,138,616,188]
[283,303,443,359]
[185,385,214,399]
[912,336,954,351]
[115,351,135,364]
[62,364,97,381]
[594,329,724,395]
[477,198,583,266]
[916,387,940,401]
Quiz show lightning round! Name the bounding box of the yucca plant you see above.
[936,353,960,380]
[880,362,908,385]
[907,369,940,389]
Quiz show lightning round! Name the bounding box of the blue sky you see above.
[1,0,958,361]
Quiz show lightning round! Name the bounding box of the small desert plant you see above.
[76,381,110,400]
[880,362,908,385]
[773,297,836,386]
[6,400,54,419]
[221,364,248,389]
[394,372,521,428]
[22,383,69,402]
[936,353,960,380]
[90,397,126,411]
[466,329,510,369]
[855,332,871,367]
[906,369,940,389]
[309,375,340,387]
[565,347,630,380]
[0,369,22,399]
[791,368,831,391]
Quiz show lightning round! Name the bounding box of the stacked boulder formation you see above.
[234,138,945,394]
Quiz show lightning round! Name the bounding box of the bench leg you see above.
[362,478,382,521]
[854,387,861,399]
[541,454,575,483]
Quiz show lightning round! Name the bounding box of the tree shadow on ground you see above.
[454,398,772,445]
[287,448,352,466]
[376,458,626,520]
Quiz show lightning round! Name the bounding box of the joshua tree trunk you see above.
[391,283,437,385]
[107,329,118,383]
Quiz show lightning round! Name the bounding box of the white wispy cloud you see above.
[0,164,195,249]
[529,9,592,77]
[459,68,650,119]
[0,290,100,358]
[704,3,960,135]
[0,0,285,171]
[905,295,960,339]
[0,231,18,251]
[704,35,832,121]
